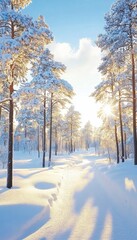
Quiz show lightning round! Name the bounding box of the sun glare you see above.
[103,104,112,116]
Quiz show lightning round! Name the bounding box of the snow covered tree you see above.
[96,0,137,164]
[82,121,93,150]
[64,106,81,153]
[48,80,73,166]
[15,48,74,167]
[0,0,52,188]
[30,48,73,166]
[52,111,64,155]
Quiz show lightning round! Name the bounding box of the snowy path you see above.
[1,151,137,240]
[25,153,137,240]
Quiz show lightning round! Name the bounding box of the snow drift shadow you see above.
[0,204,50,240]
[14,169,46,179]
[0,186,9,194]
[35,182,56,190]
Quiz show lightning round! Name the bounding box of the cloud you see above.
[49,38,102,126]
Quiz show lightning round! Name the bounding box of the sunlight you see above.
[125,178,136,192]
[103,104,112,116]
[101,212,112,240]
[69,199,98,240]
[72,96,102,127]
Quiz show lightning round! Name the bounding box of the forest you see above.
[1,1,137,240]
[0,0,137,188]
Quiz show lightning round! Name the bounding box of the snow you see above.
[1,149,137,240]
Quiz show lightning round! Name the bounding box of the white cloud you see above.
[49,38,102,127]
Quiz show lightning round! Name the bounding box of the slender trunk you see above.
[25,125,27,138]
[73,142,75,152]
[115,121,119,164]
[48,92,53,167]
[65,142,68,153]
[37,125,40,158]
[70,139,73,153]
[42,94,46,167]
[124,131,127,159]
[7,6,14,188]
[131,51,137,164]
[107,147,111,164]
[70,122,73,153]
[118,90,124,162]
[128,4,137,165]
[55,128,58,156]
[7,82,14,188]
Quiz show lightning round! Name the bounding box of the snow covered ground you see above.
[1,149,137,240]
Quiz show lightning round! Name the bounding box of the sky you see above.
[24,0,115,127]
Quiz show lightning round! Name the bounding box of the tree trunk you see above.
[24,125,27,138]
[124,131,127,159]
[115,120,119,164]
[55,128,58,156]
[107,147,111,164]
[65,142,68,153]
[37,125,40,158]
[7,82,14,188]
[118,90,124,162]
[42,94,46,167]
[70,122,73,153]
[131,51,137,165]
[7,7,14,188]
[48,92,53,167]
[128,5,137,165]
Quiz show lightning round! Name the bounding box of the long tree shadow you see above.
[72,167,137,240]
[14,168,47,179]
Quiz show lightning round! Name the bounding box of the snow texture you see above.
[0,149,137,240]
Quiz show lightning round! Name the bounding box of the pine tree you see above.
[97,0,137,164]
[0,0,52,188]
[64,106,81,153]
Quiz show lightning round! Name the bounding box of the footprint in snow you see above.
[48,198,53,207]
[51,193,57,201]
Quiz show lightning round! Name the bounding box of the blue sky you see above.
[24,0,115,126]
[24,0,114,46]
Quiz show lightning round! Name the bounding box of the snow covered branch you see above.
[0,98,11,104]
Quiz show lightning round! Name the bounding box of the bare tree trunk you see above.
[124,131,127,159]
[129,20,137,165]
[37,125,40,158]
[65,142,68,152]
[48,92,53,167]
[70,122,73,153]
[131,51,137,164]
[42,94,46,167]
[118,90,124,162]
[55,128,58,156]
[73,142,75,152]
[7,82,14,188]
[107,147,111,164]
[115,120,119,164]
[7,7,14,188]
[25,125,27,138]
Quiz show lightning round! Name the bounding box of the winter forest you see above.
[1,0,137,240]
